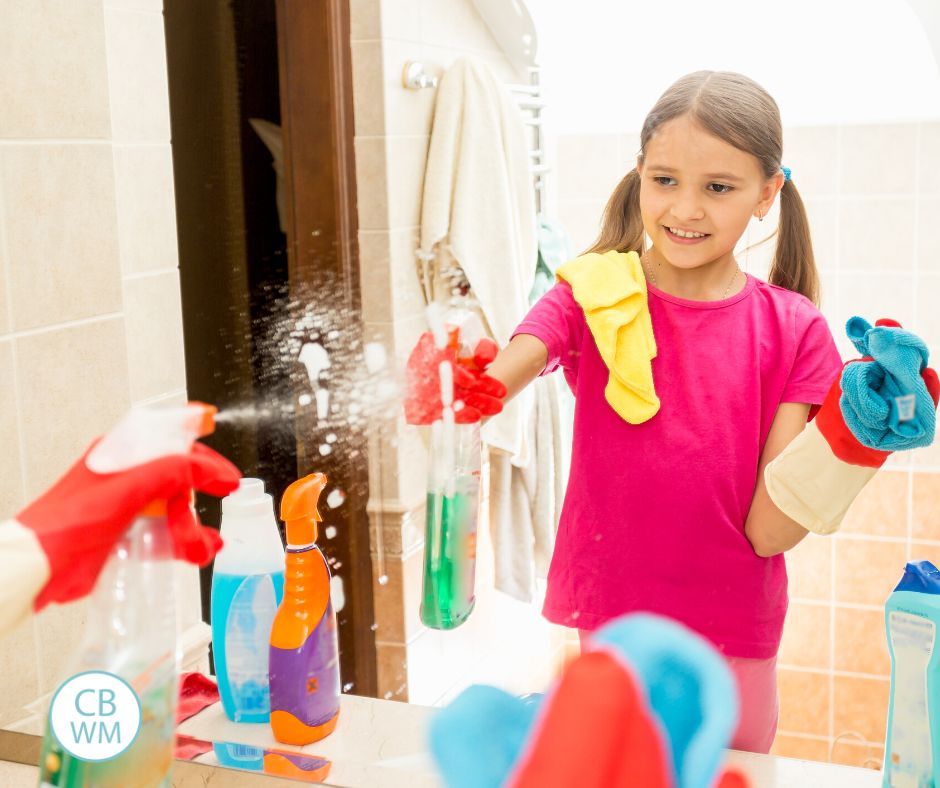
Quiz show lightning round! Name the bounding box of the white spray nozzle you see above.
[86,403,216,474]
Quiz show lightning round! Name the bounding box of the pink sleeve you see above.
[781,300,843,406]
[511,281,585,379]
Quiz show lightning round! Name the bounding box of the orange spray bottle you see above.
[268,473,341,745]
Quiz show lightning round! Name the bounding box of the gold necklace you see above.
[641,250,741,300]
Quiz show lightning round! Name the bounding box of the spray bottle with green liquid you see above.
[419,303,484,630]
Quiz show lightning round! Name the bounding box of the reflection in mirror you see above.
[1,0,939,784]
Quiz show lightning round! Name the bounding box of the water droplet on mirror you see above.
[319,443,333,456]
[327,489,346,509]
[298,393,312,406]
[343,682,354,692]
[370,623,379,631]
[325,525,337,539]
[326,432,337,443]
[377,574,389,586]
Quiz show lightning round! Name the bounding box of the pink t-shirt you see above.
[512,274,843,658]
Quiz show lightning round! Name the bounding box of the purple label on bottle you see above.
[269,604,340,728]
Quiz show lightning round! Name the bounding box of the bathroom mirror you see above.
[1,0,939,783]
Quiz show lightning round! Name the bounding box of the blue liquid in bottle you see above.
[211,571,285,723]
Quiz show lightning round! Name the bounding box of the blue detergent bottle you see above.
[883,560,940,787]
[211,478,286,723]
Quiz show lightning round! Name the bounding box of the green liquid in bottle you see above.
[420,478,479,630]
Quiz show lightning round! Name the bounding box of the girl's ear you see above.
[756,171,785,217]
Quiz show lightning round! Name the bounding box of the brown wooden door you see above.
[275,0,377,696]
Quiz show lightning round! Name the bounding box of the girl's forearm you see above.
[485,333,549,404]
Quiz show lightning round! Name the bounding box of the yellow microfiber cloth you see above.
[556,249,659,423]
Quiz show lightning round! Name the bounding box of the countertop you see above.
[175,694,884,787]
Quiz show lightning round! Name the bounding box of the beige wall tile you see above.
[386,137,429,229]
[373,556,407,643]
[113,145,179,275]
[782,126,839,197]
[918,123,940,195]
[103,8,171,142]
[1,144,122,331]
[911,435,940,470]
[556,200,604,257]
[351,41,386,138]
[359,227,424,324]
[556,135,622,202]
[817,268,840,324]
[778,668,829,737]
[418,0,499,53]
[917,198,940,273]
[779,603,829,671]
[15,318,130,497]
[830,741,884,771]
[787,535,832,602]
[380,0,421,41]
[35,599,90,693]
[383,40,437,138]
[834,538,906,607]
[123,271,187,403]
[912,472,940,540]
[914,272,940,351]
[104,0,164,10]
[803,198,838,272]
[619,133,642,170]
[910,541,940,569]
[834,606,890,677]
[834,272,914,360]
[376,642,408,701]
[0,251,8,336]
[839,199,915,272]
[770,733,829,762]
[833,675,889,744]
[841,470,909,538]
[354,137,389,231]
[0,0,110,139]
[840,125,917,196]
[0,341,25,519]
[0,617,41,727]
[350,0,382,40]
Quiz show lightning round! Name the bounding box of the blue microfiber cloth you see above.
[427,613,738,788]
[590,615,738,788]
[840,316,936,451]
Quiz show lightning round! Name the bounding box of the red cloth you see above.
[176,671,220,725]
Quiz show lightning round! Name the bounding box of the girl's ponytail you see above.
[768,179,820,306]
[585,168,645,255]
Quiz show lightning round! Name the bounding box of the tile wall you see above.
[556,122,940,767]
[0,0,202,730]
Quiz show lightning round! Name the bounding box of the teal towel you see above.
[840,316,936,451]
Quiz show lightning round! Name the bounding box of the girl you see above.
[483,70,844,753]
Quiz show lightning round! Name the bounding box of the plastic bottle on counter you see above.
[883,559,940,787]
[268,473,341,745]
[211,478,286,723]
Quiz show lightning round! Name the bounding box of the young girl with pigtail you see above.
[405,70,938,753]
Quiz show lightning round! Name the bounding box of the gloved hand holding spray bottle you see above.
[405,302,506,630]
[29,403,238,788]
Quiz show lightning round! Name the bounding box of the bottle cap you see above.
[280,473,328,546]
[222,478,273,519]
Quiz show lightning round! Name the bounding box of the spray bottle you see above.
[268,473,340,745]
[419,302,483,630]
[37,403,216,788]
[883,559,940,786]
[211,478,285,723]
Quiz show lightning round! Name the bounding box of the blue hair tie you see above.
[781,165,792,182]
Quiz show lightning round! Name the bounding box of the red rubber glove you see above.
[17,441,241,610]
[404,331,507,424]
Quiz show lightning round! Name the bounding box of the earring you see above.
[757,209,764,222]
